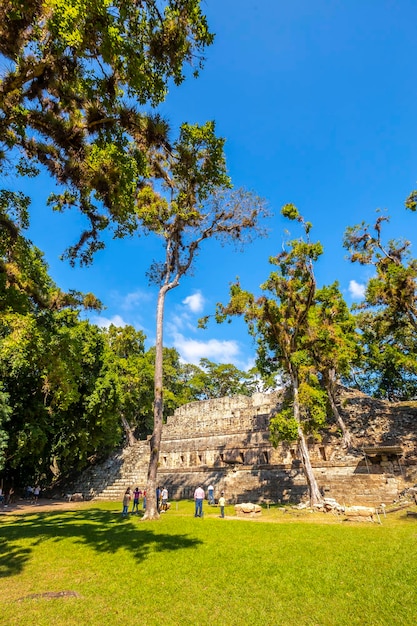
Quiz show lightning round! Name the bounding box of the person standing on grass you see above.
[219,492,226,518]
[132,487,140,514]
[207,484,214,505]
[122,488,131,517]
[161,486,168,511]
[194,485,205,517]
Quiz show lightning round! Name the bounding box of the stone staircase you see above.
[71,440,150,501]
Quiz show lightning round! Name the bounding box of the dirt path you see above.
[0,498,89,516]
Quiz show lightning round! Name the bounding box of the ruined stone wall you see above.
[72,388,417,506]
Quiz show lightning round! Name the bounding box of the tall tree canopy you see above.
[0,0,214,261]
[306,283,359,447]
[344,213,417,399]
[213,206,324,504]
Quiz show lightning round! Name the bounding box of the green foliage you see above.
[307,282,361,384]
[270,406,299,444]
[405,189,417,212]
[281,203,300,221]
[0,203,127,480]
[353,310,417,400]
[216,207,328,433]
[172,121,231,204]
[179,358,255,400]
[0,0,214,261]
[298,381,327,436]
[0,385,11,471]
[344,213,417,398]
[0,309,121,481]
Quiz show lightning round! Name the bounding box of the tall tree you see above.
[137,121,269,519]
[213,205,326,505]
[307,283,359,447]
[0,1,214,260]
[344,213,417,399]
[101,324,150,446]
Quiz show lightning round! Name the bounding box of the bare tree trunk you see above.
[142,286,167,521]
[121,414,136,447]
[297,429,322,505]
[293,374,322,506]
[325,368,352,449]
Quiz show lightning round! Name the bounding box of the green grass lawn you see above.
[1,500,416,625]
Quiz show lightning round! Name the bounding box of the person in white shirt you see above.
[161,487,168,511]
[207,484,214,505]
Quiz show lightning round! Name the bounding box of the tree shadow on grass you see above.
[0,536,32,578]
[0,508,202,578]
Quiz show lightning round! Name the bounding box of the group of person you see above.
[194,484,226,518]
[121,484,226,518]
[156,486,169,511]
[24,485,41,503]
[122,487,146,516]
[0,486,14,506]
[122,486,170,516]
[0,484,41,507]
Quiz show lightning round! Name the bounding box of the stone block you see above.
[344,505,375,522]
[235,502,262,517]
[70,493,84,502]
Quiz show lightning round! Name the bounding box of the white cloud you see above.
[90,314,128,329]
[166,292,206,335]
[172,333,240,365]
[167,313,189,333]
[120,289,153,310]
[182,291,205,314]
[348,280,365,299]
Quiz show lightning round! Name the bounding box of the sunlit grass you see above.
[1,500,417,625]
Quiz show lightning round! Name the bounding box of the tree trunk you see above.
[142,286,168,521]
[293,373,322,506]
[121,414,136,447]
[297,428,322,505]
[325,369,352,449]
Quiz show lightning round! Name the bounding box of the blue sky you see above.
[21,1,417,369]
